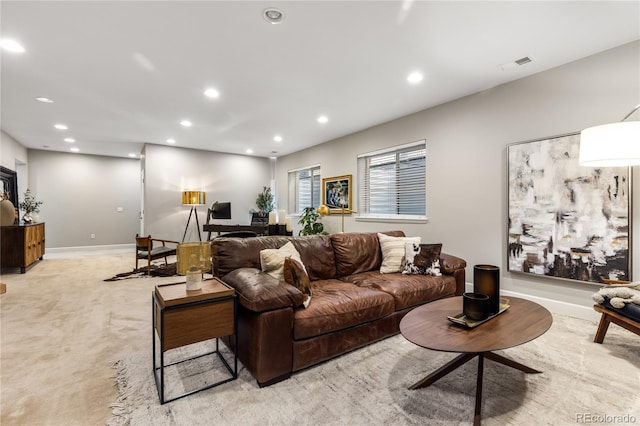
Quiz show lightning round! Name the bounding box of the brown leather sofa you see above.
[211,231,466,386]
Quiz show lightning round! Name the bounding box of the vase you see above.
[0,199,16,226]
[473,264,500,315]
[23,213,33,224]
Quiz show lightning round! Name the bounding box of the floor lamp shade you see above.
[579,121,640,167]
[473,264,500,315]
[182,191,206,205]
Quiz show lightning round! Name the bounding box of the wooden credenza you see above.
[1,222,45,273]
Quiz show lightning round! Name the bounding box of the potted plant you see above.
[255,186,275,214]
[298,206,327,236]
[251,186,275,225]
[18,189,43,224]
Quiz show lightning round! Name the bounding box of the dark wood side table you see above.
[400,296,553,426]
[152,278,237,404]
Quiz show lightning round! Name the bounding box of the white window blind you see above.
[357,141,426,220]
[288,165,321,214]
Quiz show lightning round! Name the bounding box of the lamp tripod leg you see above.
[194,206,202,242]
[182,206,195,243]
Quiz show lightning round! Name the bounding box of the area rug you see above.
[108,314,640,426]
[104,263,179,281]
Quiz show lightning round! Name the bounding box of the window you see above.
[288,165,321,214]
[357,141,426,220]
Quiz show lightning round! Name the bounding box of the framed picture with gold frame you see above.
[322,175,352,214]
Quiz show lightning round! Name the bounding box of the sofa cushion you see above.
[293,280,395,340]
[331,231,405,276]
[212,234,337,280]
[341,270,457,310]
[403,243,442,276]
[283,258,312,308]
[377,233,421,274]
[290,235,337,281]
[260,241,303,280]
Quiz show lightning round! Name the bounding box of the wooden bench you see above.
[593,304,640,343]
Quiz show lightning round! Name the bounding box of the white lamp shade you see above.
[579,121,640,167]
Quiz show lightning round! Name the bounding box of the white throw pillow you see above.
[260,241,304,280]
[377,233,421,274]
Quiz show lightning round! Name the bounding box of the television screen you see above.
[211,202,231,219]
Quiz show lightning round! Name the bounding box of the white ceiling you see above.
[1,1,639,159]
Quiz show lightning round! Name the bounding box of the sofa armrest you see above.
[440,253,467,296]
[440,253,466,274]
[221,268,305,312]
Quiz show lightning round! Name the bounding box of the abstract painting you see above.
[507,133,631,284]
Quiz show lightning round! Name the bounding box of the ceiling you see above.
[2,1,639,159]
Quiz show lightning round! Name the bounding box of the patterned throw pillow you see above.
[283,257,312,308]
[402,243,443,276]
[259,241,303,280]
[377,233,422,274]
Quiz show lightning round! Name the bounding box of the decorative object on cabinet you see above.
[0,223,45,273]
[18,188,43,224]
[507,133,631,284]
[1,192,17,226]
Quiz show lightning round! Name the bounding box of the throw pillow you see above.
[260,241,303,280]
[377,233,421,274]
[283,257,313,308]
[402,242,443,276]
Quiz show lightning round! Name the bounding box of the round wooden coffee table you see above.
[400,296,552,426]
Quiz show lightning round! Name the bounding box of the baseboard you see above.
[46,243,135,254]
[465,283,600,322]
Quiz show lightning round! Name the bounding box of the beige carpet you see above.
[1,250,639,426]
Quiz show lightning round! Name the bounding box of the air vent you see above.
[515,56,533,66]
[498,56,534,71]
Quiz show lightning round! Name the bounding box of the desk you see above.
[203,224,267,240]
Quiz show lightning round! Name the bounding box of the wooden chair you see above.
[593,304,640,343]
[135,235,178,275]
[593,279,640,343]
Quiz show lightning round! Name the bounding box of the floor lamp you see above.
[181,191,206,243]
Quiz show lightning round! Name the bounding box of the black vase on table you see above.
[473,264,500,315]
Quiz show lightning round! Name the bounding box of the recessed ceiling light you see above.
[35,97,54,103]
[317,115,329,124]
[64,138,75,143]
[167,138,176,144]
[246,149,254,154]
[180,120,192,127]
[407,72,423,84]
[128,153,137,158]
[54,124,68,130]
[263,8,285,24]
[204,88,220,98]
[273,135,283,142]
[0,38,25,53]
[70,147,79,153]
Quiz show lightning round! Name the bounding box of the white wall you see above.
[142,144,272,242]
[276,41,640,320]
[27,150,140,248]
[0,131,27,170]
